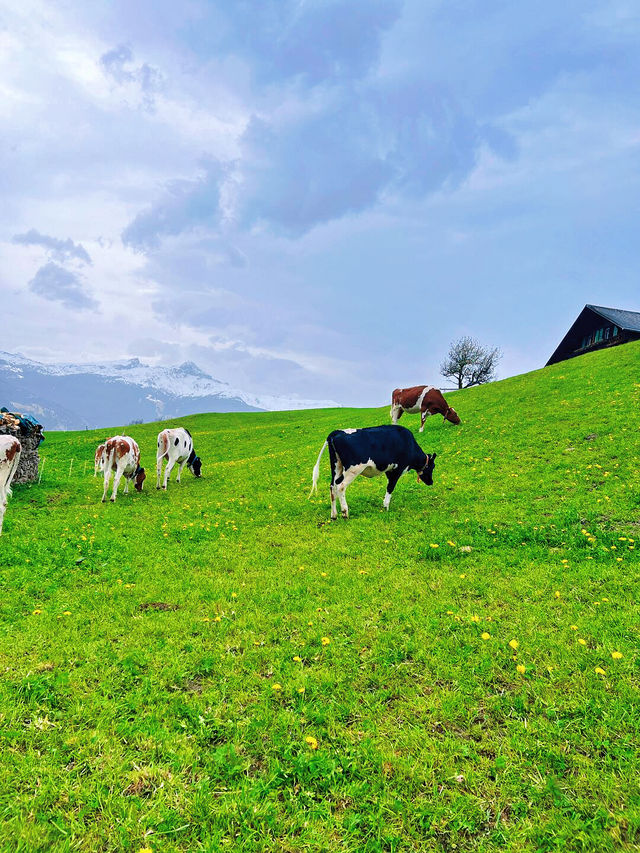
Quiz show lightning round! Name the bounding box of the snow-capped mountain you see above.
[0,351,340,431]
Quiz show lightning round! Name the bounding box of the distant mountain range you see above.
[0,351,339,431]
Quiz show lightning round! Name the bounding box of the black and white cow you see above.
[156,427,202,489]
[310,424,436,519]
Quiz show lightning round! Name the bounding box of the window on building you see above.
[613,326,619,337]
[604,327,610,340]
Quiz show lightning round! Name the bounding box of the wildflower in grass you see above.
[63,610,71,616]
[594,667,606,675]
[611,651,623,660]
[305,735,318,749]
[554,591,561,599]
[470,615,480,623]
[616,557,623,562]
[203,617,210,622]
[321,636,331,646]
[32,609,42,616]
[293,655,302,662]
[272,683,282,692]
[358,570,368,575]
[447,541,456,547]
[446,610,454,615]
[297,686,305,694]
[578,638,586,646]
[509,639,519,650]
[459,573,466,579]
[214,616,221,623]
[516,664,526,675]
[430,543,439,548]
[231,592,238,598]
[570,625,578,630]
[459,546,471,553]
[481,632,491,640]
[321,571,327,577]
[139,847,153,853]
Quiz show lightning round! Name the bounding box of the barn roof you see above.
[586,304,640,332]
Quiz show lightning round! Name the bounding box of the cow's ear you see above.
[431,452,437,461]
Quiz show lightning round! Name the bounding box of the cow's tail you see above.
[309,440,328,497]
[157,430,169,460]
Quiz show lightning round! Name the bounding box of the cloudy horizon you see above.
[1,0,639,406]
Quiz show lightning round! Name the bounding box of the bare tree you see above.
[440,337,502,389]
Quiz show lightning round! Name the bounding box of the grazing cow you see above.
[390,385,460,431]
[156,427,202,490]
[310,424,436,519]
[0,435,21,535]
[101,435,146,502]
[94,443,106,477]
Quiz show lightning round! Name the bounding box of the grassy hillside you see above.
[1,342,639,852]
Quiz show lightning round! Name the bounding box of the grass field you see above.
[1,341,639,852]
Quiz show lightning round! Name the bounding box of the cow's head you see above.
[417,452,437,486]
[134,466,146,491]
[444,406,460,425]
[189,455,202,478]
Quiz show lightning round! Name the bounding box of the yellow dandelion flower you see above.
[447,540,456,547]
[231,592,238,598]
[321,636,330,646]
[430,543,439,548]
[459,573,466,579]
[138,847,154,853]
[297,686,305,694]
[446,610,454,615]
[611,651,623,660]
[293,655,302,662]
[32,609,42,615]
[516,664,526,675]
[554,591,561,598]
[320,571,327,577]
[594,667,606,676]
[578,638,586,646]
[509,639,519,650]
[470,615,480,623]
[570,625,578,630]
[481,632,490,640]
[272,683,282,692]
[305,735,318,749]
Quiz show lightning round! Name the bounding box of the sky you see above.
[1,0,639,406]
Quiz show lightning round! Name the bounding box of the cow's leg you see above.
[156,455,164,489]
[383,470,402,511]
[336,468,361,519]
[111,465,124,502]
[163,457,176,490]
[123,475,130,495]
[420,404,428,432]
[328,442,342,520]
[102,469,112,503]
[390,404,403,424]
[176,461,187,483]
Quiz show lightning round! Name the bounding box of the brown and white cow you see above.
[100,435,146,502]
[0,435,21,535]
[390,385,460,432]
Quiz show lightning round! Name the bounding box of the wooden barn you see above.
[546,304,640,367]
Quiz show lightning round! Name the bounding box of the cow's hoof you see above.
[341,510,349,519]
[101,498,106,503]
[330,514,337,521]
[156,485,160,490]
[110,498,116,503]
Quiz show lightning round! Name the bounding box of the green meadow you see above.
[1,341,639,852]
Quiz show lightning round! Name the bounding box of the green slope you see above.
[1,342,639,852]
